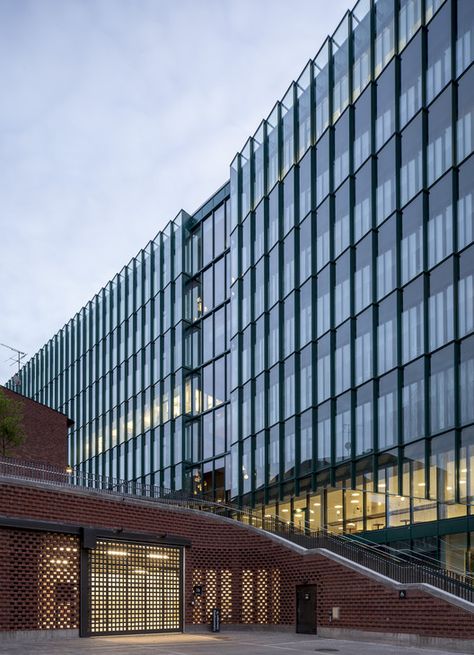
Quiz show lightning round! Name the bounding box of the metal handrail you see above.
[0,456,472,603]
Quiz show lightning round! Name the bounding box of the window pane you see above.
[376,137,396,224]
[299,149,312,220]
[316,198,330,270]
[334,180,350,257]
[269,365,280,427]
[332,16,349,121]
[401,195,423,285]
[457,65,474,164]
[317,266,330,337]
[300,279,313,347]
[335,392,352,462]
[458,245,474,338]
[377,214,397,299]
[378,371,398,450]
[458,155,474,250]
[399,0,422,51]
[352,0,371,101]
[314,41,330,139]
[283,231,295,296]
[299,215,312,283]
[456,0,474,76]
[335,321,351,395]
[354,159,372,241]
[375,60,395,150]
[378,291,398,374]
[428,173,453,267]
[355,308,373,385]
[428,259,454,350]
[317,334,331,403]
[402,357,425,442]
[283,169,295,234]
[426,0,452,103]
[400,32,422,128]
[374,0,395,77]
[316,132,330,205]
[402,277,424,363]
[427,86,452,186]
[460,336,474,425]
[317,401,331,468]
[335,251,351,326]
[401,113,423,206]
[430,345,455,433]
[353,85,372,170]
[334,111,350,189]
[356,382,373,456]
[300,344,313,412]
[355,234,372,314]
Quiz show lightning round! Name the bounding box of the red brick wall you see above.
[0,387,69,469]
[0,480,473,639]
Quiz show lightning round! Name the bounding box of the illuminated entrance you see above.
[86,540,183,636]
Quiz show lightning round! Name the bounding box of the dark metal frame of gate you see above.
[80,527,190,637]
[0,516,190,638]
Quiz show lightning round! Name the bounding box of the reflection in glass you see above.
[430,345,455,434]
[428,259,454,350]
[376,63,395,151]
[355,383,373,456]
[355,234,372,314]
[378,371,398,449]
[400,114,423,206]
[332,16,349,121]
[335,321,351,395]
[355,309,372,385]
[376,138,396,224]
[317,402,331,467]
[334,181,350,257]
[427,87,452,186]
[400,33,422,128]
[354,160,372,241]
[458,155,474,250]
[401,195,423,285]
[402,358,425,442]
[352,0,371,101]
[374,0,395,77]
[428,173,453,267]
[402,277,424,363]
[377,214,396,299]
[378,292,397,375]
[314,41,330,139]
[457,66,474,164]
[426,1,452,103]
[458,246,474,338]
[399,0,422,51]
[457,0,474,76]
[335,393,352,462]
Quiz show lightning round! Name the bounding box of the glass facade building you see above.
[8,0,474,572]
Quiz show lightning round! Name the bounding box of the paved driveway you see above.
[0,631,471,655]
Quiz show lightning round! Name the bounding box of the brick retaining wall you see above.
[0,479,472,640]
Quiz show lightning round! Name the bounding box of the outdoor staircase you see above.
[0,455,473,604]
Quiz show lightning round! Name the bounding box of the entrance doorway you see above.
[85,539,183,636]
[296,585,317,634]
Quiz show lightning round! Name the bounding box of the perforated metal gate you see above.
[86,540,182,636]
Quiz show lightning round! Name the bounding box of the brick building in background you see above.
[0,386,70,469]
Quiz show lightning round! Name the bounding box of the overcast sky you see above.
[0,0,352,384]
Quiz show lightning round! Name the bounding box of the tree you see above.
[0,389,25,457]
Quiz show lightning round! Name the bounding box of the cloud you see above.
[0,0,352,383]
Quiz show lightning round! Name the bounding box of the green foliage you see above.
[0,389,25,457]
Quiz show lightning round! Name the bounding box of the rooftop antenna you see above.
[1,343,27,387]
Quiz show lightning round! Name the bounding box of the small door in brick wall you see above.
[296,585,317,634]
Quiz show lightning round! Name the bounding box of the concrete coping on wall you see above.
[0,475,473,615]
